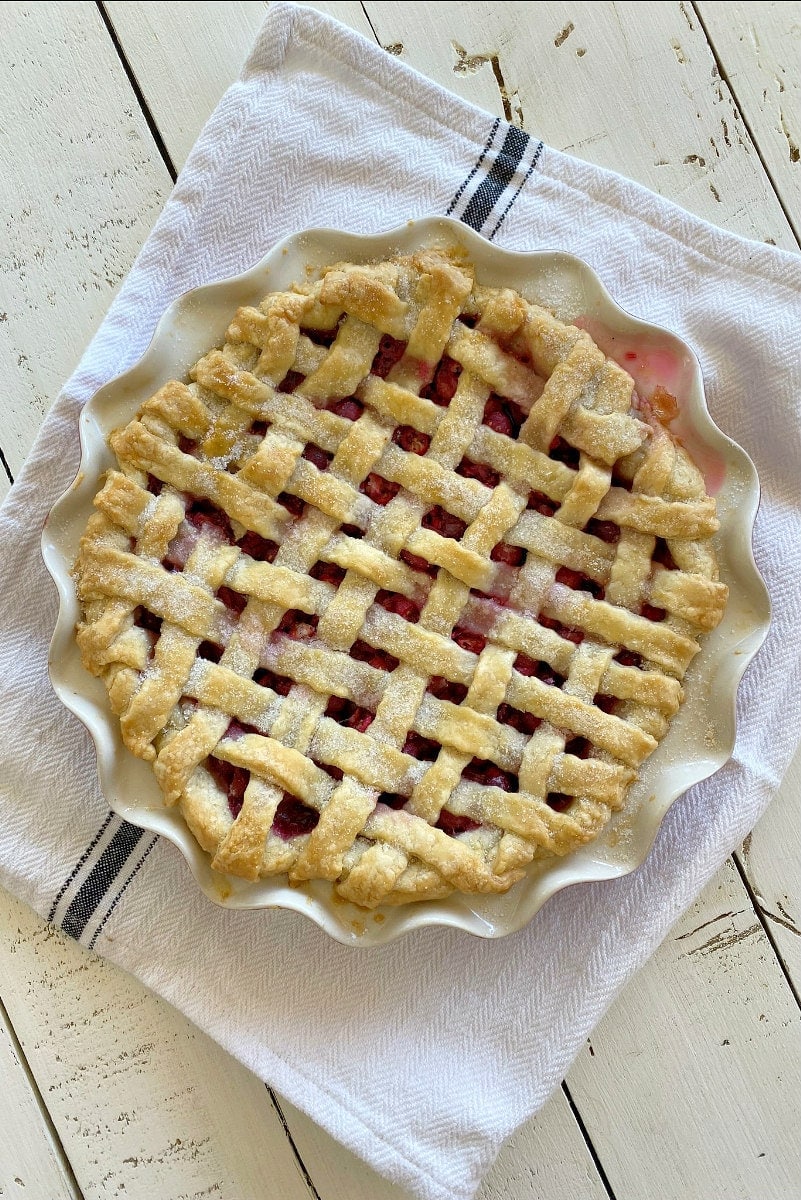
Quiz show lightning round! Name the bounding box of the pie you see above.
[75,246,728,908]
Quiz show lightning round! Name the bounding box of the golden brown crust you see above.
[74,248,727,908]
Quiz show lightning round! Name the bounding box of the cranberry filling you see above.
[402,731,440,761]
[238,531,279,562]
[217,585,247,616]
[376,591,421,622]
[310,560,347,586]
[250,419,268,437]
[555,566,605,600]
[277,370,304,394]
[585,518,620,544]
[349,639,399,672]
[564,736,591,759]
[549,436,580,468]
[379,792,408,810]
[458,313,478,328]
[451,626,486,654]
[422,505,467,541]
[436,811,481,836]
[328,397,364,420]
[146,473,163,496]
[457,457,500,488]
[371,334,407,378]
[178,434,198,455]
[253,667,293,696]
[340,523,363,539]
[614,648,643,668]
[324,696,374,732]
[514,654,566,688]
[206,757,249,819]
[272,793,320,840]
[399,549,438,578]
[462,757,518,792]
[360,472,401,506]
[133,606,162,635]
[594,693,618,714]
[277,610,319,639]
[300,324,339,347]
[420,355,461,406]
[225,718,260,740]
[497,703,541,735]
[538,614,585,645]
[611,470,634,492]
[483,394,525,438]
[527,490,559,516]
[641,602,667,622]
[392,425,431,455]
[654,538,677,569]
[491,543,526,567]
[315,760,344,781]
[547,792,574,812]
[427,676,468,704]
[277,491,305,517]
[198,641,223,663]
[302,443,332,471]
[185,498,235,544]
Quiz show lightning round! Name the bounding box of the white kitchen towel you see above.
[1,5,800,1198]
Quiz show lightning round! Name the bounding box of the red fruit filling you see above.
[302,443,332,471]
[496,703,541,735]
[420,355,461,406]
[253,667,294,696]
[491,542,526,567]
[376,591,421,622]
[402,731,440,761]
[483,394,525,438]
[585,518,620,544]
[379,792,408,810]
[315,760,344,781]
[564,736,591,759]
[146,473,163,496]
[451,626,486,654]
[272,793,320,840]
[277,370,304,394]
[250,419,268,437]
[277,491,305,517]
[462,758,518,792]
[594,693,618,714]
[206,757,249,819]
[178,434,198,455]
[360,472,401,505]
[538,614,585,644]
[555,566,605,600]
[340,522,363,539]
[392,425,431,455]
[549,436,580,468]
[422,505,467,541]
[310,560,347,586]
[514,654,566,688]
[427,676,468,704]
[641,602,667,622]
[277,610,319,640]
[546,793,574,812]
[224,718,260,740]
[300,324,339,347]
[217,585,247,616]
[349,640,399,672]
[458,313,478,328]
[324,696,374,732]
[457,457,500,488]
[653,538,677,569]
[611,469,633,492]
[133,606,162,635]
[436,811,481,836]
[185,498,235,544]
[238,531,279,562]
[399,549,438,578]
[527,490,559,516]
[328,396,364,420]
[614,648,643,668]
[198,641,223,662]
[371,335,407,379]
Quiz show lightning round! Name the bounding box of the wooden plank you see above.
[0,996,83,1199]
[361,0,798,249]
[566,858,801,1200]
[0,0,171,503]
[696,0,801,241]
[0,887,315,1200]
[738,739,801,994]
[102,1,376,171]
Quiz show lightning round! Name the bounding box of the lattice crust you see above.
[75,248,728,908]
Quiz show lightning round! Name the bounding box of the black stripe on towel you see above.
[59,820,145,940]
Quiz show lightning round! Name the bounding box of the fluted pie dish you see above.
[43,217,769,945]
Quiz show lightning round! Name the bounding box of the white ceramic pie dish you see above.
[43,216,770,946]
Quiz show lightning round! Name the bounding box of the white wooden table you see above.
[1,3,799,1197]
